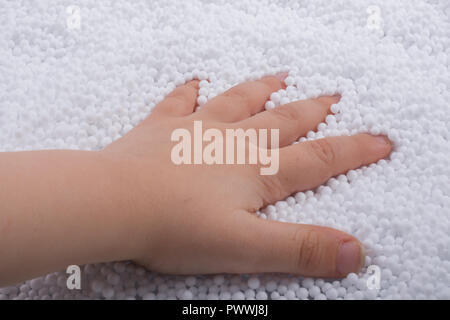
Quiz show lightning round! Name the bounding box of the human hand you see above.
[103,73,392,278]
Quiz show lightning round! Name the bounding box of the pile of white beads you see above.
[0,0,449,299]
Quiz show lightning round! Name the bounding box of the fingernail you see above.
[375,135,391,146]
[332,93,341,99]
[330,94,341,103]
[337,241,365,275]
[274,72,289,81]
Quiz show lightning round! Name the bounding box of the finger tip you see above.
[359,134,392,160]
[336,239,365,277]
[274,72,289,82]
[332,93,341,103]
[187,79,200,89]
[318,94,341,106]
[273,72,289,89]
[373,135,393,157]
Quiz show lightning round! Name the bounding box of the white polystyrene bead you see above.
[255,291,268,300]
[197,95,207,106]
[247,277,260,290]
[325,288,339,300]
[231,291,245,300]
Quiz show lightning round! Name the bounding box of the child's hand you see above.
[102,74,392,278]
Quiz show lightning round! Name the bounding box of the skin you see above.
[0,73,392,287]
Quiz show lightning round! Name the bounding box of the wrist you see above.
[100,149,167,268]
[91,151,145,263]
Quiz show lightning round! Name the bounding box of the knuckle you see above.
[168,85,195,102]
[223,88,248,105]
[166,95,186,107]
[262,76,281,89]
[308,139,336,167]
[259,76,281,92]
[258,174,285,204]
[294,229,322,273]
[270,105,300,122]
[218,90,252,118]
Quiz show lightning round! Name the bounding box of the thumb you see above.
[228,213,365,278]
